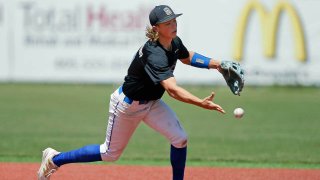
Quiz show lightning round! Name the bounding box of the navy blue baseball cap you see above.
[149,5,182,26]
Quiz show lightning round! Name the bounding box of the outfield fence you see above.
[0,0,319,86]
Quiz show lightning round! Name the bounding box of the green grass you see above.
[0,83,320,168]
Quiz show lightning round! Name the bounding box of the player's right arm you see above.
[160,77,225,113]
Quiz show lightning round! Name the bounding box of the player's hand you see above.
[200,92,225,113]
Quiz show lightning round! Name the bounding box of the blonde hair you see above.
[145,25,159,42]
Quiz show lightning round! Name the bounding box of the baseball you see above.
[233,108,244,118]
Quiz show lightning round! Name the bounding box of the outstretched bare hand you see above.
[200,92,225,114]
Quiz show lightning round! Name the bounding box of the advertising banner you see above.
[0,1,9,81]
[0,0,319,85]
[173,0,320,85]
[11,0,154,82]
[230,0,319,86]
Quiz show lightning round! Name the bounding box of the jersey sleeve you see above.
[144,50,174,85]
[175,36,189,59]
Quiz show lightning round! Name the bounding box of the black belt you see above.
[118,86,149,105]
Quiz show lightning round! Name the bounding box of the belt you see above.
[118,86,149,105]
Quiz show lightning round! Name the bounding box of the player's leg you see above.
[38,87,143,179]
[99,94,145,162]
[52,87,143,165]
[143,100,187,180]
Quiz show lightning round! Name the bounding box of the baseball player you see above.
[38,5,244,180]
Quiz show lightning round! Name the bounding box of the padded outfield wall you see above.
[0,0,319,86]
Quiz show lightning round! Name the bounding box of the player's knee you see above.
[172,134,188,148]
[100,153,120,162]
[99,143,121,162]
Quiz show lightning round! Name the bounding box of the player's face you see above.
[156,18,178,39]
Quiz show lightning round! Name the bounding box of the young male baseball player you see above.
[38,5,244,180]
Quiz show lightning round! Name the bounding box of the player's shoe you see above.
[37,147,60,180]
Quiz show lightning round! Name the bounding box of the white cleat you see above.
[37,147,60,180]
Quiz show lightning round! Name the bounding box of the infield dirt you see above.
[1,163,320,180]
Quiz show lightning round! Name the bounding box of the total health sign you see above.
[0,0,320,86]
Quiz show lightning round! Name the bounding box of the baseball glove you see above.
[220,61,245,96]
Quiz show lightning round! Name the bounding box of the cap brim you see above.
[157,13,182,24]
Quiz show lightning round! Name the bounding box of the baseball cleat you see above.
[37,147,60,180]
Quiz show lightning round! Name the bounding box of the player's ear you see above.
[152,25,159,32]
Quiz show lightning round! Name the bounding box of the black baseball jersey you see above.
[122,36,189,100]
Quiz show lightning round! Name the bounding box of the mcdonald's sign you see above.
[233,0,307,62]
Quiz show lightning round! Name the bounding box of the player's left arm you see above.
[180,51,223,72]
[180,51,245,95]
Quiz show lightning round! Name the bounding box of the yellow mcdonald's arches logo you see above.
[234,0,307,62]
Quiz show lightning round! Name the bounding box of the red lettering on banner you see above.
[86,5,149,30]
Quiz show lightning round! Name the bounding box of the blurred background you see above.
[0,0,319,85]
[0,0,320,167]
